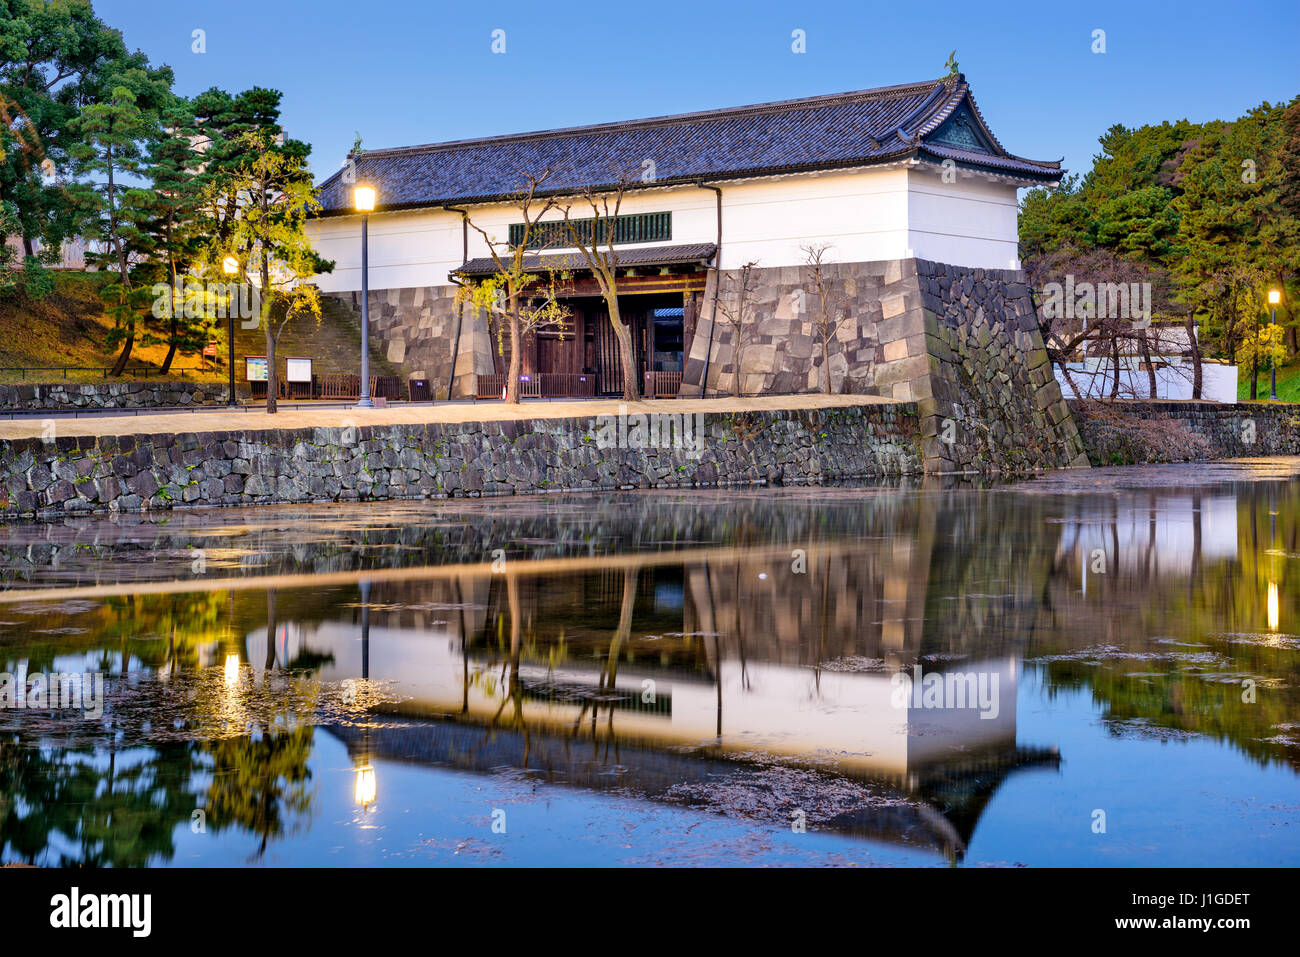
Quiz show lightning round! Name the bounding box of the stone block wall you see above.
[0,381,220,411]
[682,262,895,397]
[0,404,922,517]
[1070,399,1300,464]
[913,260,1089,473]
[326,288,492,398]
[682,257,1089,473]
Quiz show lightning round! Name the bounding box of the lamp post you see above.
[223,255,240,406]
[353,185,376,408]
[1268,289,1281,401]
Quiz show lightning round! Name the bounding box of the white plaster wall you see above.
[905,168,1022,270]
[1054,360,1239,403]
[307,207,464,293]
[711,168,911,269]
[306,183,719,294]
[305,165,1023,292]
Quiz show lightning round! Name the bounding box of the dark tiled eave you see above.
[316,75,1064,216]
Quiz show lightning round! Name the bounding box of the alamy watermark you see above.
[1040,275,1151,327]
[890,664,1000,720]
[151,280,261,328]
[0,670,104,719]
[590,404,707,457]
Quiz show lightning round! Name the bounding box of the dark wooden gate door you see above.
[595,308,622,395]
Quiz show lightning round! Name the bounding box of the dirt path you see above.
[0,393,904,441]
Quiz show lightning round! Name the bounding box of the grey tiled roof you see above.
[455,243,718,277]
[317,75,1063,215]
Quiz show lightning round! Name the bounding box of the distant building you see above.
[3,235,97,270]
[1049,322,1238,402]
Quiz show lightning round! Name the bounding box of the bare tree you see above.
[713,261,760,397]
[801,244,853,393]
[455,171,570,403]
[559,178,640,401]
[1029,245,1201,400]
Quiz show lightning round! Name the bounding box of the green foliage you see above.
[0,0,136,257]
[18,255,53,298]
[1237,321,1287,373]
[3,7,333,378]
[1020,97,1300,370]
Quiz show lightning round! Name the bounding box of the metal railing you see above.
[0,364,208,381]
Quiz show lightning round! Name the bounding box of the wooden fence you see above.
[250,374,404,400]
[643,371,683,398]
[475,373,599,399]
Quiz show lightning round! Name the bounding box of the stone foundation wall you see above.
[1071,399,1300,464]
[0,404,921,517]
[682,257,1088,473]
[0,381,220,411]
[326,288,492,399]
[682,261,898,397]
[913,260,1088,473]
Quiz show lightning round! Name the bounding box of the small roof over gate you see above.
[454,242,718,278]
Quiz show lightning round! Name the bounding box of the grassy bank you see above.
[0,272,223,384]
[1237,360,1300,402]
[0,272,398,387]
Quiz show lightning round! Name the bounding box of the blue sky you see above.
[99,0,1298,186]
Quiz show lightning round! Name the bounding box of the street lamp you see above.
[223,256,240,407]
[1268,289,1281,400]
[353,185,377,409]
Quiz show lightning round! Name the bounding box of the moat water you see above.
[1,460,1298,866]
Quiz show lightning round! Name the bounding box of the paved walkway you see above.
[0,393,902,441]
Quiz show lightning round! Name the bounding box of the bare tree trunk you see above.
[1110,336,1121,398]
[110,331,134,377]
[606,295,639,402]
[160,325,178,375]
[260,160,278,415]
[266,323,278,413]
[1139,330,1157,398]
[820,335,831,394]
[264,284,278,414]
[1185,315,1203,399]
[613,322,638,402]
[159,255,178,375]
[106,149,135,378]
[506,309,521,403]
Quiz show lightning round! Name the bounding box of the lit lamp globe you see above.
[222,255,239,276]
[353,185,376,213]
[1269,290,1282,305]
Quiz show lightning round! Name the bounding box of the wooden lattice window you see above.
[509,211,671,249]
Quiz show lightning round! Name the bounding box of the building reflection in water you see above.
[245,533,1058,860]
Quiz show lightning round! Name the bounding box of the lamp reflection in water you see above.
[354,760,376,808]
[223,653,240,688]
[1267,581,1280,633]
[353,580,375,809]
